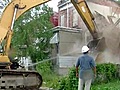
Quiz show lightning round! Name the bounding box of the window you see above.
[50,33,59,44]
[72,10,78,27]
[61,14,65,26]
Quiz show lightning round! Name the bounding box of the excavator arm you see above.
[0,0,51,54]
[71,0,98,39]
[71,0,101,49]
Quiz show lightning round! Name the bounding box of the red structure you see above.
[50,12,58,27]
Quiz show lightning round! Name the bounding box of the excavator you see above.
[0,0,51,89]
[0,0,101,89]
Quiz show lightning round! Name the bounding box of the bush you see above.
[36,60,53,75]
[57,67,78,90]
[57,63,119,89]
[36,60,60,88]
[94,63,117,84]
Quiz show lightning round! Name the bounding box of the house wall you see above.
[88,2,112,21]
[59,30,85,55]
[58,1,87,30]
[57,30,85,75]
[50,27,85,75]
[58,56,78,75]
[56,0,120,75]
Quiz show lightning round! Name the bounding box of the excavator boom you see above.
[71,0,98,39]
[0,0,51,52]
[0,0,51,60]
[71,0,102,49]
[0,0,51,62]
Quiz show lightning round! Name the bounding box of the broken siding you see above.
[88,0,118,7]
[87,2,112,21]
[87,1,120,24]
[58,56,78,68]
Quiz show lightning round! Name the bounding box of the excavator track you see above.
[0,69,42,90]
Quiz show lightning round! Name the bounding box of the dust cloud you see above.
[93,13,120,64]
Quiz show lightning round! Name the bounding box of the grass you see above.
[40,71,62,89]
[41,73,120,90]
[36,61,62,89]
[91,80,120,90]
[37,62,120,90]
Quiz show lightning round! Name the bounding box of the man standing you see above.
[76,45,96,90]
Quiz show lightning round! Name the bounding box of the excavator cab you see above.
[0,42,11,69]
[0,0,51,89]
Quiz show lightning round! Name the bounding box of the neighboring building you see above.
[50,0,89,75]
[50,0,91,75]
[58,0,91,46]
[58,0,87,29]
[50,26,84,75]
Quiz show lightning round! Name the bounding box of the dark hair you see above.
[83,51,89,54]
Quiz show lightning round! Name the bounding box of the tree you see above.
[12,4,54,63]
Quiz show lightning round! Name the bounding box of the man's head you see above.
[81,45,89,54]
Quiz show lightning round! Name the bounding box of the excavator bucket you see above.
[87,39,100,50]
[87,37,106,51]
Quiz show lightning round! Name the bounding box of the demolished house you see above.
[51,0,120,74]
[86,0,120,64]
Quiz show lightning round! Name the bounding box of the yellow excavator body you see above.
[0,0,50,89]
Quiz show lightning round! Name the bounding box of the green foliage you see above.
[12,4,54,62]
[37,63,120,89]
[67,67,78,90]
[114,0,120,6]
[36,60,60,88]
[55,63,119,90]
[94,63,117,84]
[57,67,78,90]
[36,60,53,74]
[91,80,120,90]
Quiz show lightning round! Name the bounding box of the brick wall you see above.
[58,5,87,30]
[59,9,67,27]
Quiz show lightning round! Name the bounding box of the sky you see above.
[0,0,60,12]
[47,0,60,12]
